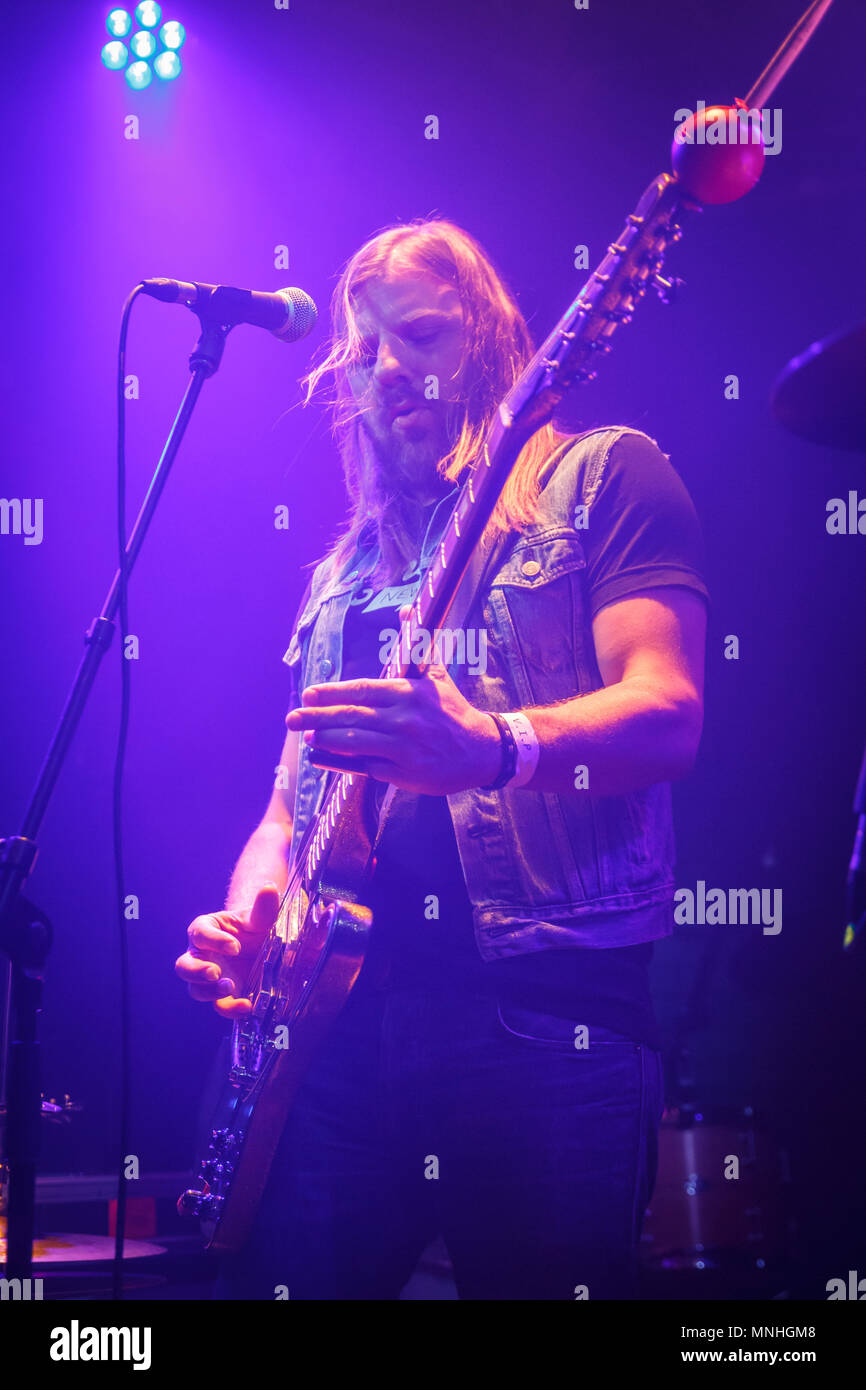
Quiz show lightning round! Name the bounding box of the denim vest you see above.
[282,426,677,959]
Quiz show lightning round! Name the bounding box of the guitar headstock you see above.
[501,172,691,436]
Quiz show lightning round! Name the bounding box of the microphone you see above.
[141,278,318,343]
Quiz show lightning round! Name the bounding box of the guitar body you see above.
[180,775,380,1252]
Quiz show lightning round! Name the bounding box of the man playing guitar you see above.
[175,217,707,1300]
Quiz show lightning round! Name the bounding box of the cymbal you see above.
[0,1096,82,1125]
[771,322,866,452]
[0,1224,164,1263]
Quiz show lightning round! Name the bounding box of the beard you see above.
[359,398,458,503]
[356,397,463,584]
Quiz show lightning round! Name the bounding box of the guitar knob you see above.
[653,274,684,304]
[177,1187,207,1216]
[177,1179,221,1218]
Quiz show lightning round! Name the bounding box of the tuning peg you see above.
[653,274,685,305]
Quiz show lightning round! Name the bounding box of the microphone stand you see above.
[0,310,231,1282]
[844,738,866,950]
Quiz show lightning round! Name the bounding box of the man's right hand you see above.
[174,884,281,1017]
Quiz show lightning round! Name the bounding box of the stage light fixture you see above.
[125,59,153,89]
[130,29,157,59]
[106,9,132,38]
[154,50,181,81]
[101,8,186,86]
[135,2,162,27]
[101,40,129,70]
[159,21,185,50]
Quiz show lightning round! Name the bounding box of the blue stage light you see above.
[154,50,181,81]
[106,9,132,38]
[101,40,129,70]
[103,5,185,85]
[130,29,157,58]
[135,2,162,27]
[125,59,153,89]
[159,21,185,50]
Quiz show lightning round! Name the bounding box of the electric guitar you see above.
[179,170,693,1251]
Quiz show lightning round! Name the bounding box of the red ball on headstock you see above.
[671,104,766,204]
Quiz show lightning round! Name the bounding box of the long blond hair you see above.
[300,217,573,584]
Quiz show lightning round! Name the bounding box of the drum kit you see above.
[641,320,865,1285]
[771,321,866,454]
[639,1103,793,1286]
[0,1094,165,1279]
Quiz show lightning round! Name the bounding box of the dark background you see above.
[1,0,864,1294]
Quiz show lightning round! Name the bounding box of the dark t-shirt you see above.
[315,432,708,1047]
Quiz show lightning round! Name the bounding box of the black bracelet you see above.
[480,711,518,790]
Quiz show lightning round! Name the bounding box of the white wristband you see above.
[500,711,540,787]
